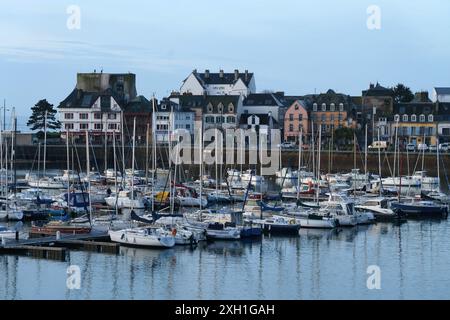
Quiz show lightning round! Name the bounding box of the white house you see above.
[180,69,256,97]
[431,87,450,103]
[155,99,195,144]
[240,93,286,129]
[59,91,123,141]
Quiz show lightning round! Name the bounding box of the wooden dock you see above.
[0,230,120,261]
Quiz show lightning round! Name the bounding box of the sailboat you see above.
[108,227,176,248]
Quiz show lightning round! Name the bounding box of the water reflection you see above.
[2,220,450,299]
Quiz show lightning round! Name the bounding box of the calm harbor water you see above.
[1,219,450,300]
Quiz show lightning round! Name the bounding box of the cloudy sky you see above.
[1,0,449,131]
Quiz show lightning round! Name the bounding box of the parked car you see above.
[280,142,296,149]
[369,141,388,150]
[439,143,449,152]
[417,143,428,152]
[406,143,416,152]
[428,145,437,152]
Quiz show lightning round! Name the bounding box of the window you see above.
[294,104,299,110]
[108,113,117,120]
[94,124,103,130]
[338,114,343,121]
[330,114,334,121]
[403,114,408,122]
[428,127,434,136]
[428,114,434,122]
[108,123,117,130]
[186,124,191,129]
[186,115,191,120]
[205,116,214,123]
[313,103,318,112]
[80,123,89,130]
[322,103,327,111]
[411,115,417,122]
[299,114,303,121]
[79,113,88,120]
[65,123,74,130]
[339,103,344,112]
[289,124,294,132]
[227,116,235,123]
[420,127,425,135]
[207,103,213,113]
[298,124,303,131]
[64,113,74,119]
[394,114,400,122]
[321,114,326,122]
[217,103,224,113]
[330,103,335,112]
[420,114,426,122]
[289,114,294,121]
[228,103,234,113]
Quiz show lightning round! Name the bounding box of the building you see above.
[435,102,450,143]
[361,83,394,141]
[155,98,195,144]
[58,72,137,143]
[180,69,256,97]
[392,91,437,146]
[241,93,287,130]
[202,95,242,131]
[122,96,154,145]
[239,113,278,137]
[303,89,357,142]
[284,100,309,143]
[431,87,450,103]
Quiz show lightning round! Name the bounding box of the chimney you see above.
[205,69,210,79]
[369,83,374,89]
[219,69,224,78]
[415,91,429,102]
[245,70,249,82]
[234,69,239,81]
[193,69,197,75]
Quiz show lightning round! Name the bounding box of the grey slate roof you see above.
[435,87,450,95]
[193,71,254,87]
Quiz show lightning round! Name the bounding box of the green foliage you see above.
[27,99,61,132]
[392,83,414,104]
[334,127,355,147]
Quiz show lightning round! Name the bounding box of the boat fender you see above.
[121,233,125,240]
[172,228,177,236]
[289,220,295,225]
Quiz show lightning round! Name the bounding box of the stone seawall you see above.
[14,145,450,179]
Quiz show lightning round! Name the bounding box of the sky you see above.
[1,0,450,131]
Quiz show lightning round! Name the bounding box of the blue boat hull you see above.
[391,202,448,218]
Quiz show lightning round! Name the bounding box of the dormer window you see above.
[321,103,326,112]
[402,114,408,122]
[207,103,213,113]
[228,103,234,113]
[330,103,335,112]
[339,103,344,112]
[313,103,318,112]
[411,115,416,122]
[420,114,426,122]
[217,102,224,113]
[394,114,400,122]
[428,114,434,122]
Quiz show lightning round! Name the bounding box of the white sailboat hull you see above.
[109,229,175,248]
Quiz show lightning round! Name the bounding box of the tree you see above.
[27,99,61,132]
[392,83,414,104]
[334,127,354,149]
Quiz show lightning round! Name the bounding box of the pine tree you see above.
[27,99,61,131]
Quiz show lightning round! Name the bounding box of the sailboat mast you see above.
[437,137,440,191]
[297,129,303,203]
[85,131,92,225]
[151,96,156,213]
[43,110,47,178]
[145,122,149,191]
[199,120,203,210]
[113,130,118,216]
[316,125,322,204]
[377,127,382,197]
[131,117,136,201]
[121,111,125,187]
[66,129,70,207]
[104,119,108,172]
